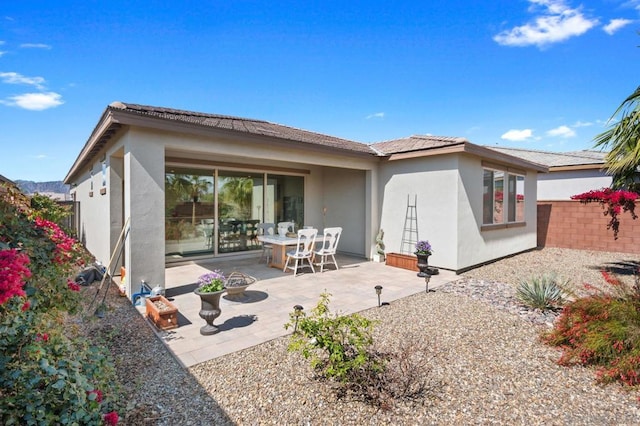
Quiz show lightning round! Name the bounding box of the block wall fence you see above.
[537,201,640,254]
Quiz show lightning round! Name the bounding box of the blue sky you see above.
[1,0,639,182]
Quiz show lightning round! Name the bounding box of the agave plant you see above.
[516,274,570,311]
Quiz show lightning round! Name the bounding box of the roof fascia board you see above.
[387,142,548,173]
[549,164,606,172]
[64,109,117,183]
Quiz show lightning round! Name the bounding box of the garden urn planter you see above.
[145,295,178,330]
[416,253,439,277]
[194,288,225,335]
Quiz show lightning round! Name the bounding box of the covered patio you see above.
[152,254,457,367]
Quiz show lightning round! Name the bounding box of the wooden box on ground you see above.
[145,295,178,330]
[385,253,419,272]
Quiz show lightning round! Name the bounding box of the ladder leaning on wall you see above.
[400,195,418,255]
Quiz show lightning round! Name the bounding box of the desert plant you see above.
[543,269,640,386]
[516,274,569,311]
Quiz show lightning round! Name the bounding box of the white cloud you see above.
[366,112,385,119]
[493,0,598,48]
[603,19,633,35]
[20,43,52,49]
[572,120,593,127]
[546,125,576,138]
[1,92,63,110]
[501,129,534,141]
[0,72,46,89]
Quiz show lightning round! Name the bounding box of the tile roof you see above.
[486,146,606,168]
[370,135,468,155]
[109,102,377,155]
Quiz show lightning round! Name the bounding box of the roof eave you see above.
[387,141,549,172]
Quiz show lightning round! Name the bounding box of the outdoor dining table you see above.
[257,233,328,270]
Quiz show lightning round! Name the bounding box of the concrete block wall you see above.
[537,201,640,254]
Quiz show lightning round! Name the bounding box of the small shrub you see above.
[284,292,439,409]
[542,269,640,386]
[516,273,569,311]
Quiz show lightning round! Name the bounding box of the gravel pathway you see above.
[86,248,640,425]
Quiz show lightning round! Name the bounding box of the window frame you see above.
[481,163,526,231]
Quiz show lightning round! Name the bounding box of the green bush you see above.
[0,185,121,424]
[284,293,439,408]
[285,292,383,383]
[516,273,569,311]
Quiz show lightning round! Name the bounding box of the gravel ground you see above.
[82,248,640,425]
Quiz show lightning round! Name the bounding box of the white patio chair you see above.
[257,223,275,263]
[313,227,342,272]
[277,221,294,236]
[283,228,318,276]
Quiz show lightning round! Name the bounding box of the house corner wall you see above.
[123,131,166,297]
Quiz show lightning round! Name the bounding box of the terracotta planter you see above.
[385,253,419,271]
[145,295,178,330]
[195,288,225,335]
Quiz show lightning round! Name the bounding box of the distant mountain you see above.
[15,180,70,198]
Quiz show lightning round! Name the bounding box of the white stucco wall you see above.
[538,169,612,200]
[378,153,539,272]
[321,167,367,256]
[122,130,169,295]
[378,155,460,271]
[456,155,538,270]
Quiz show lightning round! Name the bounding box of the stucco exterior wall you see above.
[378,155,459,271]
[378,153,539,272]
[69,153,115,265]
[538,169,612,200]
[123,129,166,295]
[456,155,539,270]
[321,167,367,256]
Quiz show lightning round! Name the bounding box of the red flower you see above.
[21,300,30,311]
[67,279,81,292]
[36,333,49,342]
[103,411,119,425]
[0,249,31,305]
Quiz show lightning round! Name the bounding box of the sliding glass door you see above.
[217,171,263,254]
[165,168,215,257]
[165,167,305,258]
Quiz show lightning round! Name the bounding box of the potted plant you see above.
[415,240,438,277]
[194,270,226,335]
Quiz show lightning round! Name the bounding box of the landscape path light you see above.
[374,285,383,307]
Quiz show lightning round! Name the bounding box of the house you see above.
[64,102,547,298]
[487,147,610,200]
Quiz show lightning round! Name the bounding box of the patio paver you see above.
[153,254,457,368]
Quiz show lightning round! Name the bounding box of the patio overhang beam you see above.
[165,156,311,175]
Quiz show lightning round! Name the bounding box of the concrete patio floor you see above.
[151,253,458,368]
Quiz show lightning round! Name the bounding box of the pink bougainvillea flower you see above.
[0,249,31,305]
[103,411,119,425]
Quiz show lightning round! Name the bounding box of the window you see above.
[482,166,525,226]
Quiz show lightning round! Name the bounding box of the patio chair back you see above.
[314,227,342,272]
[283,228,318,276]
